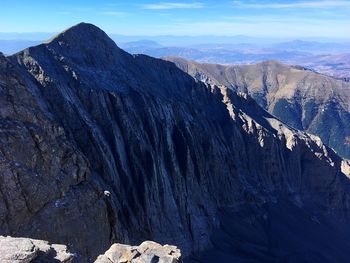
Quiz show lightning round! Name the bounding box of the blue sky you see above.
[1,0,349,38]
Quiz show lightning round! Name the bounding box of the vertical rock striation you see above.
[0,23,349,262]
[165,57,350,159]
[0,51,110,261]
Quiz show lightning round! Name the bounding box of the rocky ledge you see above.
[95,241,181,263]
[0,236,180,263]
[0,235,75,262]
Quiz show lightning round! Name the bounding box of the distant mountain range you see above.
[116,39,350,80]
[273,40,350,54]
[119,40,350,80]
[165,57,350,159]
[1,35,349,80]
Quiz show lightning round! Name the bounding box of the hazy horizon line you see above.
[0,32,350,42]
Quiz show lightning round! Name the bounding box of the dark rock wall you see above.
[1,24,350,262]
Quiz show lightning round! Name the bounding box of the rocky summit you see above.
[1,23,350,262]
[165,57,350,159]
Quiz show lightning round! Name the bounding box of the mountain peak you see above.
[46,23,108,42]
[45,22,118,52]
[41,23,125,67]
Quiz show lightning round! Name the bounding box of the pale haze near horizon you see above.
[0,0,349,41]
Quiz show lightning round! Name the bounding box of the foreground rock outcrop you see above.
[0,236,180,263]
[95,241,181,263]
[0,236,74,262]
[1,23,350,262]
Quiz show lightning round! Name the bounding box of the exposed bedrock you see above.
[0,24,350,262]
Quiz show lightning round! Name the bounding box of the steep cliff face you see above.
[0,52,111,261]
[1,23,350,262]
[165,57,350,159]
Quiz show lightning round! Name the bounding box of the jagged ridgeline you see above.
[1,23,350,262]
[165,57,350,159]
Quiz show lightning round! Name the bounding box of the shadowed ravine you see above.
[1,23,350,262]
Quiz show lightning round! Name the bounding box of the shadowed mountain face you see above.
[165,57,350,159]
[2,23,350,262]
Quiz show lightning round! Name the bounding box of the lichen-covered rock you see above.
[0,235,74,262]
[95,241,181,263]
